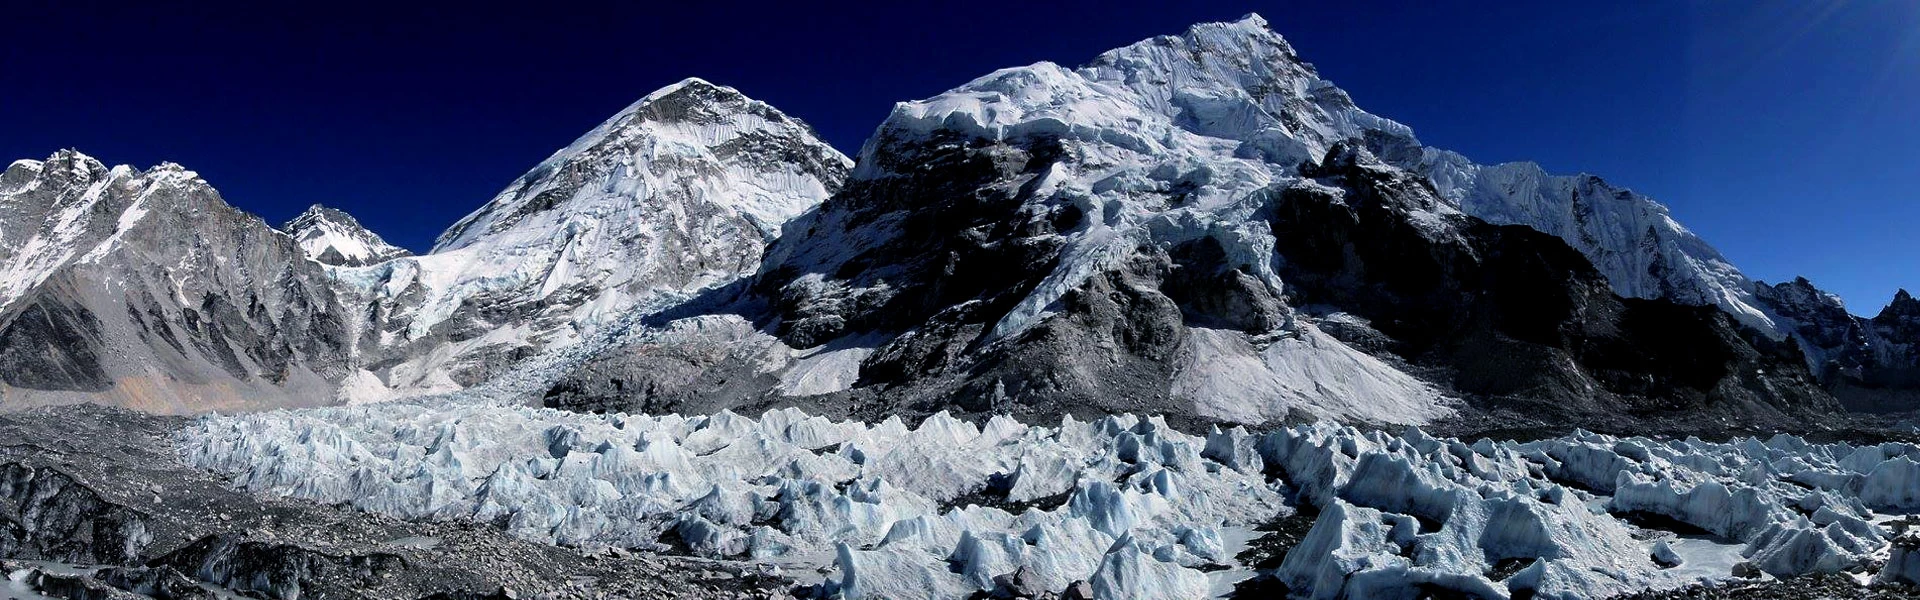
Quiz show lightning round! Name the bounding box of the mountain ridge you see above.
[0,16,1913,425]
[0,76,850,410]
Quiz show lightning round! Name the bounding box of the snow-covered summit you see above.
[435,77,848,253]
[282,204,411,266]
[329,79,852,402]
[872,14,1779,337]
[0,149,353,411]
[0,149,219,312]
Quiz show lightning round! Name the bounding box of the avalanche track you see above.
[179,402,1920,599]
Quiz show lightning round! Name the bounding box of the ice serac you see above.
[0,150,353,412]
[548,14,1830,427]
[280,204,411,266]
[178,403,1920,599]
[332,78,851,402]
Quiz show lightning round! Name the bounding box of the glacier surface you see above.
[180,402,1920,599]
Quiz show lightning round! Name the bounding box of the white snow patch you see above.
[777,338,881,397]
[1173,325,1452,426]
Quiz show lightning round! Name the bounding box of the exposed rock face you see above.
[0,461,152,565]
[0,151,352,412]
[1869,290,1920,384]
[1400,149,1777,332]
[1273,146,1829,421]
[280,204,410,267]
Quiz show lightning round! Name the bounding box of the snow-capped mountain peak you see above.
[902,13,1783,340]
[282,204,410,266]
[433,77,849,253]
[321,79,852,402]
[0,149,354,411]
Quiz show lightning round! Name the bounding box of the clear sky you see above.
[4,1,1915,314]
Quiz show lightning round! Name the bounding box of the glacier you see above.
[180,402,1920,599]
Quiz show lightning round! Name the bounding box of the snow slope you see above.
[180,403,1920,599]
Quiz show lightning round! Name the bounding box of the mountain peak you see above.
[1187,13,1282,44]
[1883,289,1920,320]
[283,203,409,266]
[433,81,849,253]
[37,148,110,183]
[617,77,780,129]
[285,204,359,231]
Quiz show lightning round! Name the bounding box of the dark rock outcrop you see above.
[0,461,152,565]
[1271,145,1833,422]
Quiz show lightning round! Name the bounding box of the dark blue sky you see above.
[5,1,1915,313]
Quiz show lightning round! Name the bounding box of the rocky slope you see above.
[545,16,1837,429]
[0,151,353,412]
[280,204,411,267]
[0,79,848,412]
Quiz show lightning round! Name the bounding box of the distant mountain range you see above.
[1,15,1912,430]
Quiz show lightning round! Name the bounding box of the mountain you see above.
[1403,152,1778,331]
[0,79,848,412]
[315,78,851,402]
[281,204,411,266]
[9,14,1920,600]
[1758,279,1920,411]
[0,150,352,412]
[0,17,1907,423]
[543,15,1834,429]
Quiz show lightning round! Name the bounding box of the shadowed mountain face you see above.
[1760,281,1920,412]
[1270,145,1832,422]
